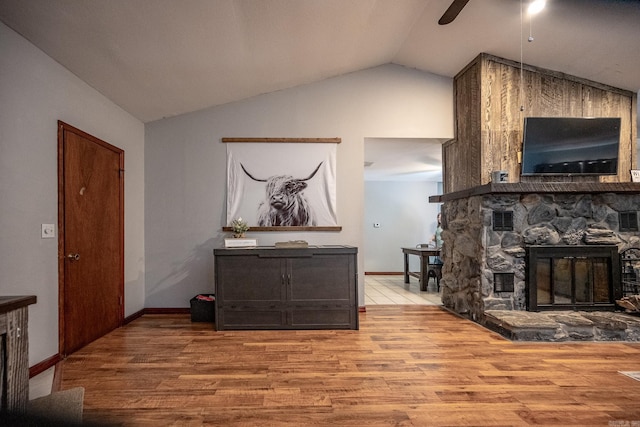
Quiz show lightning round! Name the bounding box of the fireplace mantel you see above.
[430,182,640,203]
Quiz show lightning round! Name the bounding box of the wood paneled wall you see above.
[443,53,638,193]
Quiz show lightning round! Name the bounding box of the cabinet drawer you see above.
[290,307,355,328]
[219,308,285,329]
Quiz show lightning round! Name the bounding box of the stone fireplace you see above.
[431,54,639,340]
[434,182,640,323]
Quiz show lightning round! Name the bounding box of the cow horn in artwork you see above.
[240,163,267,182]
[301,162,323,181]
[240,162,323,182]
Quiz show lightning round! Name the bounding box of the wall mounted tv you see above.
[521,117,621,176]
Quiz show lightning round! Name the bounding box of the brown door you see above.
[58,121,124,356]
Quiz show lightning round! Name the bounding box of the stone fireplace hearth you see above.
[432,182,640,329]
[483,309,640,341]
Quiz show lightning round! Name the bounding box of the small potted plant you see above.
[231,217,249,238]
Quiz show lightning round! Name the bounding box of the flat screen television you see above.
[521,117,621,176]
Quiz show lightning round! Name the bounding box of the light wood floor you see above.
[364,274,441,305]
[57,306,640,426]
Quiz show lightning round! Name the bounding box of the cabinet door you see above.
[288,254,354,303]
[215,255,286,329]
[287,254,357,329]
[216,255,284,303]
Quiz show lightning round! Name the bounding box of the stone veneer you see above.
[437,183,640,323]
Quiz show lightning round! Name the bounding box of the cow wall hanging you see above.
[223,138,342,231]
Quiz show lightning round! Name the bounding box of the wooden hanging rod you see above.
[222,226,342,232]
[221,137,341,144]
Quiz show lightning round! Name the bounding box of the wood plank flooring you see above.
[57,306,640,426]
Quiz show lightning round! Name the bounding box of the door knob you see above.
[67,253,80,261]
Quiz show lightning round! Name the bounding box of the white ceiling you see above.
[364,138,447,181]
[1,0,639,181]
[1,0,639,124]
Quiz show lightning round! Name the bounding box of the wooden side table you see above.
[401,247,440,291]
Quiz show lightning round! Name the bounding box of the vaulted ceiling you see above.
[1,0,639,124]
[2,0,639,182]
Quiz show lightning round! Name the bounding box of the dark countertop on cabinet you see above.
[0,295,37,315]
[214,245,358,256]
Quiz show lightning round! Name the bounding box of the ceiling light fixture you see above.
[520,0,525,112]
[527,0,546,15]
[520,0,546,111]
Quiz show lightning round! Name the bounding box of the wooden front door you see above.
[58,121,124,356]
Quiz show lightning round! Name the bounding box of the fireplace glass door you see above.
[527,245,621,311]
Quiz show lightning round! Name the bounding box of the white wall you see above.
[145,64,453,307]
[364,181,441,272]
[0,22,145,366]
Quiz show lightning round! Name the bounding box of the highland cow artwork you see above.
[225,140,338,228]
[240,162,323,226]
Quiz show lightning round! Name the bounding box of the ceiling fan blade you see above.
[438,0,470,25]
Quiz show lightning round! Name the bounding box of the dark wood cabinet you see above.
[1,295,36,414]
[214,246,358,330]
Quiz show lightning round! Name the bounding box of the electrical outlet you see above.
[41,223,55,239]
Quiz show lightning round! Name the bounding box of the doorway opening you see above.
[363,137,445,305]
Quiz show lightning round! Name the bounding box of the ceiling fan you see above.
[439,0,546,25]
[438,0,470,25]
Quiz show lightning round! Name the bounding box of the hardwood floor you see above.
[55,306,640,426]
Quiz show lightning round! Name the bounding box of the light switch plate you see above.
[41,223,55,238]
